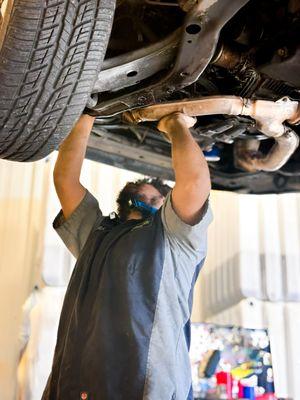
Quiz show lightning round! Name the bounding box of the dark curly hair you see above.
[116,178,171,221]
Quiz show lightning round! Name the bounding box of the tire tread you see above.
[0,0,115,161]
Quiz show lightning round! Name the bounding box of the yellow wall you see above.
[0,158,51,399]
[192,189,300,322]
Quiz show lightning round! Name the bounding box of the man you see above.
[42,112,212,400]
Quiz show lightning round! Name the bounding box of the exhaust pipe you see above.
[234,128,299,172]
[123,96,300,172]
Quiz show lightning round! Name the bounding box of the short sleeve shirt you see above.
[53,190,212,260]
[48,189,213,400]
[53,190,103,258]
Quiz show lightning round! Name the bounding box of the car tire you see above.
[0,0,115,161]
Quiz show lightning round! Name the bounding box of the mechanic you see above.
[42,111,212,400]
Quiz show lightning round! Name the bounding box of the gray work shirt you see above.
[43,190,212,400]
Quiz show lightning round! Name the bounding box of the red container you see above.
[256,395,277,400]
[238,381,245,398]
[216,371,233,399]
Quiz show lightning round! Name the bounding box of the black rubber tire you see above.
[0,0,115,161]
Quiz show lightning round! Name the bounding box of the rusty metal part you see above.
[123,95,300,172]
[212,43,243,70]
[176,0,248,88]
[234,129,300,172]
[178,0,197,12]
[123,96,299,135]
[93,30,180,93]
[288,0,300,13]
[94,36,244,94]
[92,0,249,116]
[259,45,300,88]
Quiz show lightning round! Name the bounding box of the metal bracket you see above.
[91,0,249,117]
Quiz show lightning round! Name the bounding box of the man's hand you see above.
[53,114,95,219]
[157,112,197,142]
[157,112,211,225]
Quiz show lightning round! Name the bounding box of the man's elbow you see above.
[53,171,66,189]
[194,177,211,201]
[203,177,212,195]
[188,174,211,196]
[177,177,211,203]
[53,171,80,193]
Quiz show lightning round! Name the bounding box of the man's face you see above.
[136,184,165,209]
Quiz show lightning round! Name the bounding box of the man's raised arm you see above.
[53,114,95,219]
[157,112,211,225]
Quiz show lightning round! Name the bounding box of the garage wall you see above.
[0,158,51,400]
[191,189,300,321]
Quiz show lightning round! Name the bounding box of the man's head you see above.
[116,178,171,221]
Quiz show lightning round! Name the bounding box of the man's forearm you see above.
[54,114,95,184]
[53,114,95,219]
[157,113,211,224]
[170,123,210,188]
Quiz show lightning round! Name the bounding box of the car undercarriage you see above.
[86,0,300,193]
[0,0,299,193]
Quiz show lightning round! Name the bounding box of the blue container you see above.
[243,386,255,400]
[203,147,220,161]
